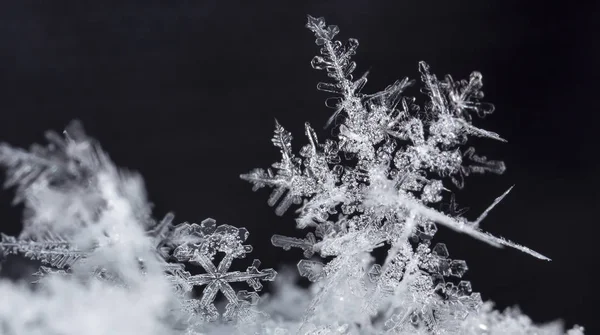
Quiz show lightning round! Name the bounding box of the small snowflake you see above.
[166,218,277,322]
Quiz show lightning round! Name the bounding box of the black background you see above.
[0,0,597,332]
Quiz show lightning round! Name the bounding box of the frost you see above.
[0,14,583,335]
[0,123,276,334]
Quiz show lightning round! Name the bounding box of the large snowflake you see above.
[240,15,555,333]
[241,15,549,261]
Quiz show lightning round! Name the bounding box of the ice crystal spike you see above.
[473,185,513,228]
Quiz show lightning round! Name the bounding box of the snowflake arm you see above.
[472,185,513,228]
[241,122,342,217]
[367,174,549,260]
[240,122,303,215]
[272,119,296,173]
[0,232,88,268]
[306,15,367,127]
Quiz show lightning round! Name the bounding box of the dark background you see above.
[0,0,597,332]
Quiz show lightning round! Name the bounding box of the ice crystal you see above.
[241,16,548,261]
[164,218,276,322]
[0,231,86,269]
[238,15,581,334]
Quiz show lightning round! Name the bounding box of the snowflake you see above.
[242,15,549,262]
[165,218,277,322]
[239,15,558,334]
